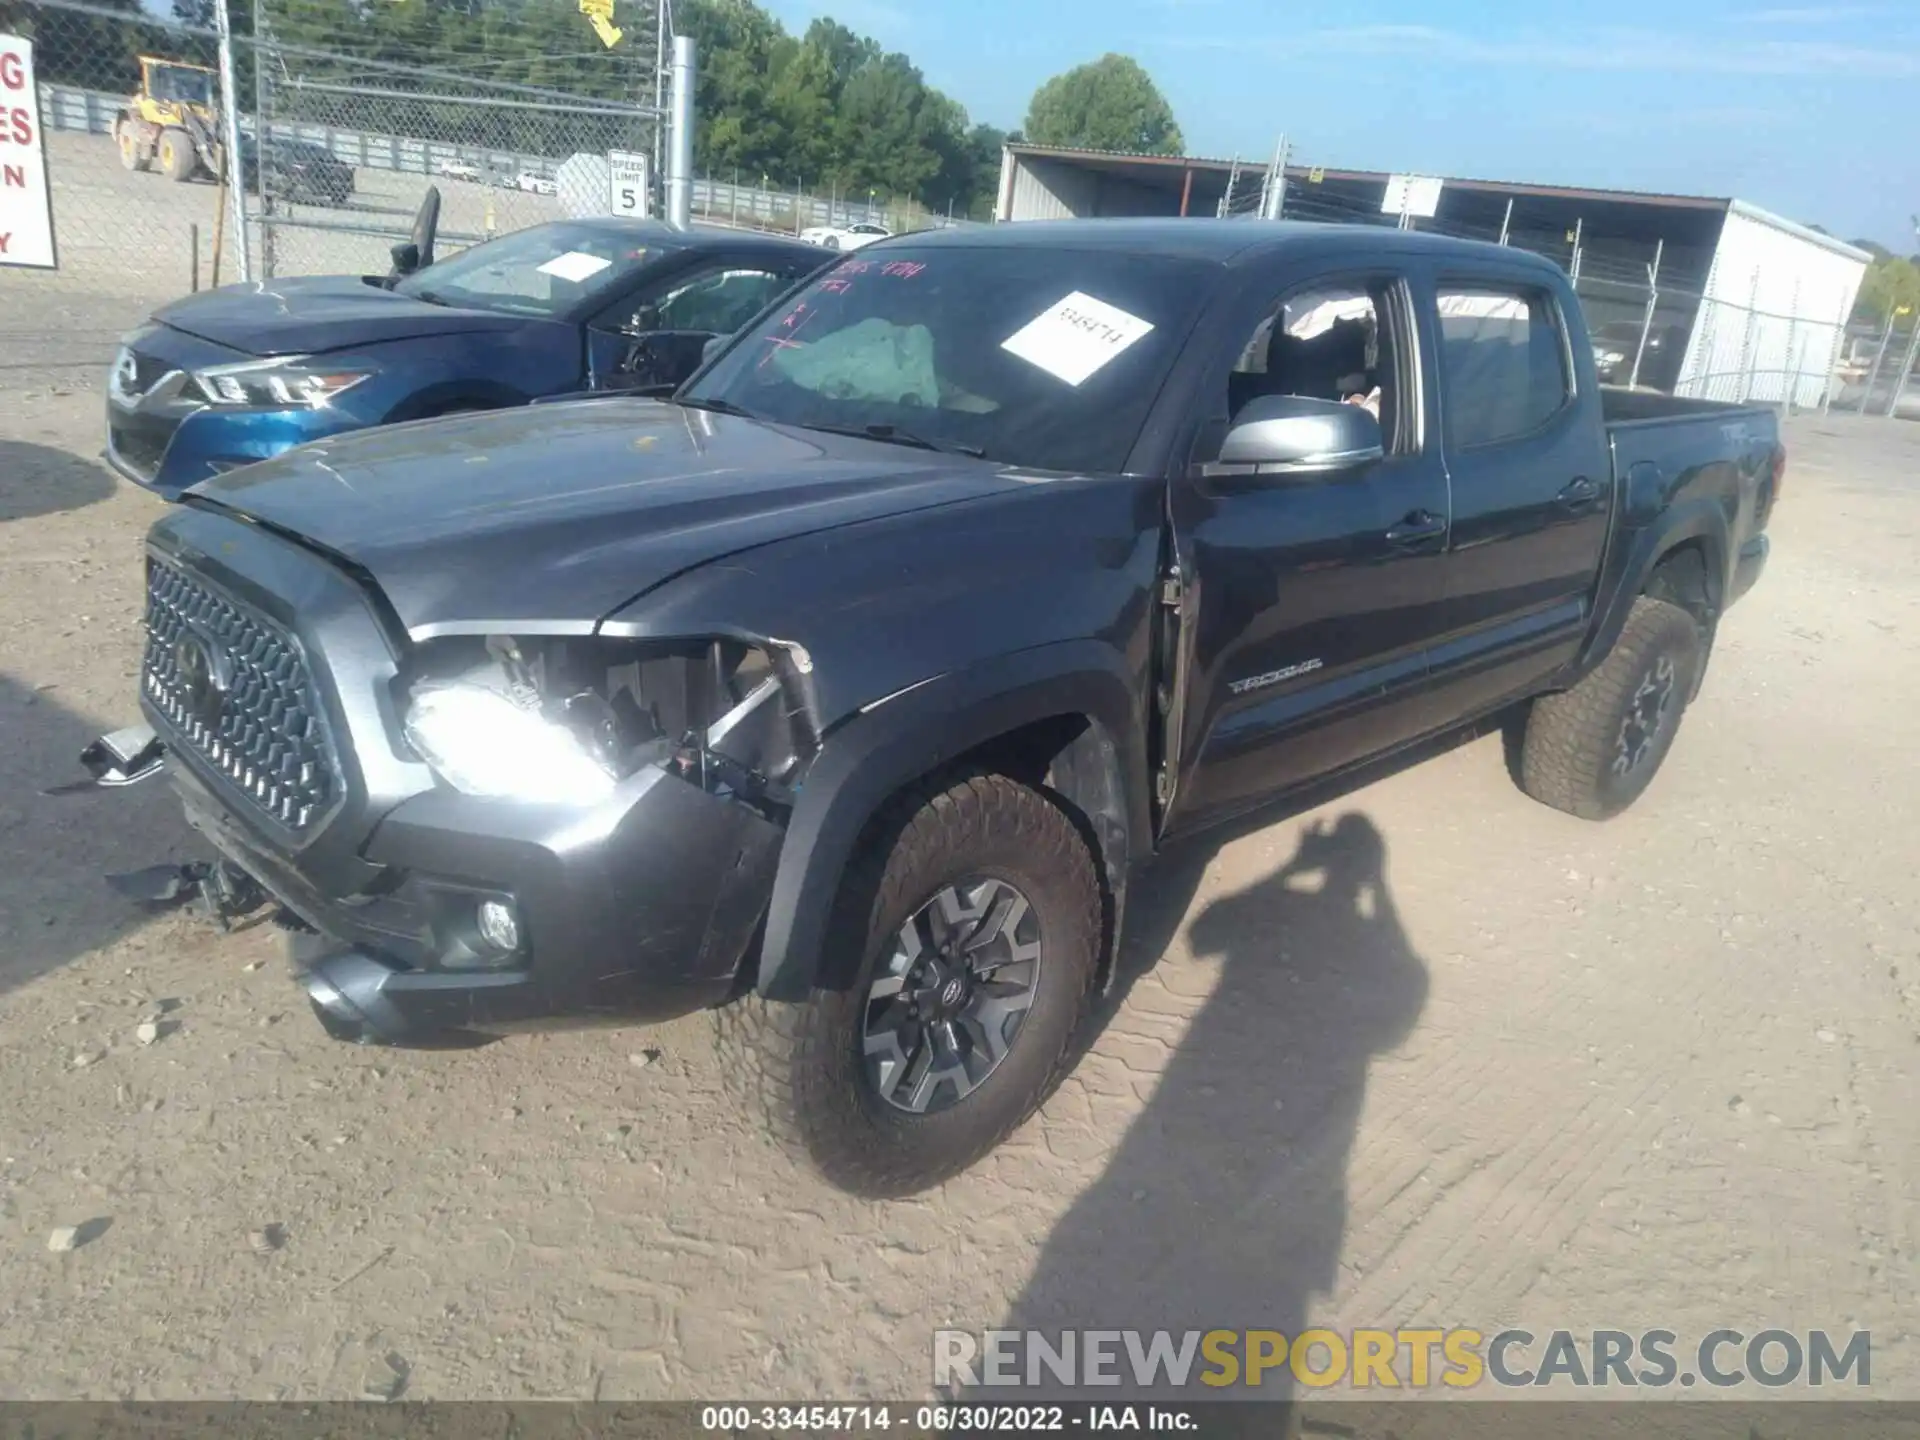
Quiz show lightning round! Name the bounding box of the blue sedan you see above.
[105,217,824,497]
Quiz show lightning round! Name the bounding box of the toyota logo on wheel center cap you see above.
[939,977,966,1008]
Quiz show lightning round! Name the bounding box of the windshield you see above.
[394,222,682,318]
[682,245,1216,473]
[152,67,213,106]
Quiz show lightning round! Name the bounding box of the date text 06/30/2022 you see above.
[700,1405,1198,1432]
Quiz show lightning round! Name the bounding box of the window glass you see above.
[1436,287,1570,449]
[393,221,684,318]
[1225,282,1412,454]
[683,246,1216,472]
[624,268,788,336]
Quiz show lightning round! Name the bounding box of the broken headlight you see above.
[400,634,809,808]
[403,682,617,805]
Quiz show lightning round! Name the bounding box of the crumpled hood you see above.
[188,399,1021,640]
[153,276,530,357]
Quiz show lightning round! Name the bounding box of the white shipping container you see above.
[1676,201,1869,409]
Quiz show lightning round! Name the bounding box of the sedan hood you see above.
[153,276,528,358]
[188,400,1024,640]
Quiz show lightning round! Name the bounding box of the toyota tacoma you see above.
[86,220,1781,1197]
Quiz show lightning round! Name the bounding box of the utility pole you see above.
[665,34,695,229]
[213,0,250,281]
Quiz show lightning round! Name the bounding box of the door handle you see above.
[1385,509,1447,546]
[1557,476,1603,508]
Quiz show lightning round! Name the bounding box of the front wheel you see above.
[157,128,196,182]
[1516,596,1703,820]
[714,771,1100,1197]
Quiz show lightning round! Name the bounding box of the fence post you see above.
[1857,311,1896,413]
[1628,237,1664,390]
[1736,272,1761,404]
[665,35,695,230]
[1819,309,1848,415]
[214,0,252,281]
[253,0,276,278]
[1569,216,1583,285]
[731,169,739,226]
[1777,277,1800,412]
[1261,134,1288,220]
[1497,196,1512,246]
[1885,317,1920,418]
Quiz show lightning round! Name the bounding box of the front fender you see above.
[754,640,1149,1001]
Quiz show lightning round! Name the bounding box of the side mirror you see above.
[701,335,726,364]
[389,241,421,276]
[1205,393,1383,478]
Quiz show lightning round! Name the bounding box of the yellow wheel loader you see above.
[114,57,225,182]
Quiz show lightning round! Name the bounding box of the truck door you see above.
[1160,267,1453,838]
[1421,273,1614,713]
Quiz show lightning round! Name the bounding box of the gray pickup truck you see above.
[85,220,1780,1196]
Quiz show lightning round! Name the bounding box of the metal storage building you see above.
[994,142,1870,407]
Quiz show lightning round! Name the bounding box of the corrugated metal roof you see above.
[1003,142,1734,212]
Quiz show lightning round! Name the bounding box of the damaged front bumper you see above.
[83,726,785,1045]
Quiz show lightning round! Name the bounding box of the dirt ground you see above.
[2,305,1919,1399]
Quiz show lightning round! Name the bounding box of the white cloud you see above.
[1166,22,1920,77]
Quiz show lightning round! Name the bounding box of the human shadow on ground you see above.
[995,806,1431,1419]
[0,440,117,522]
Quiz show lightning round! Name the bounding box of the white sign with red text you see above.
[1,34,55,269]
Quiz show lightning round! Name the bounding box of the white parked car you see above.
[436,159,482,182]
[800,221,891,251]
[515,171,558,196]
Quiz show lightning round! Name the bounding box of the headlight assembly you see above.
[191,355,372,409]
[400,635,813,810]
[403,682,618,805]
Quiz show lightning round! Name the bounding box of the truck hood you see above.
[187,399,1026,640]
[153,276,529,358]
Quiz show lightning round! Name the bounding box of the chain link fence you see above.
[249,0,666,277]
[688,171,976,238]
[0,0,672,370]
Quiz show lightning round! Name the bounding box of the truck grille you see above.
[142,555,341,834]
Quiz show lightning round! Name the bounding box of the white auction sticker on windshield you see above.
[1000,291,1155,386]
[537,250,613,283]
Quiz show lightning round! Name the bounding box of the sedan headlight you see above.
[190,355,372,409]
[403,683,617,805]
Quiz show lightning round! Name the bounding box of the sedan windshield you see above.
[394,222,683,318]
[682,245,1217,473]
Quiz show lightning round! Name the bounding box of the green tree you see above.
[1023,53,1182,155]
[1856,254,1920,324]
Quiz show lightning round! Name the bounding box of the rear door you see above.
[1422,271,1613,712]
[1162,261,1455,836]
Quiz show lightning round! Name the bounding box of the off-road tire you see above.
[116,123,149,172]
[157,128,195,182]
[713,771,1100,1198]
[1517,596,1703,820]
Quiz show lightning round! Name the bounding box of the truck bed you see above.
[1599,385,1772,429]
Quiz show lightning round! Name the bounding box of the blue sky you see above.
[762,0,1920,251]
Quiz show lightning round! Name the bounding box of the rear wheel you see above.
[157,128,196,182]
[116,122,149,172]
[1516,596,1703,820]
[714,771,1100,1197]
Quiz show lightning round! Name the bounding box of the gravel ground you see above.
[1,247,1918,1401]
